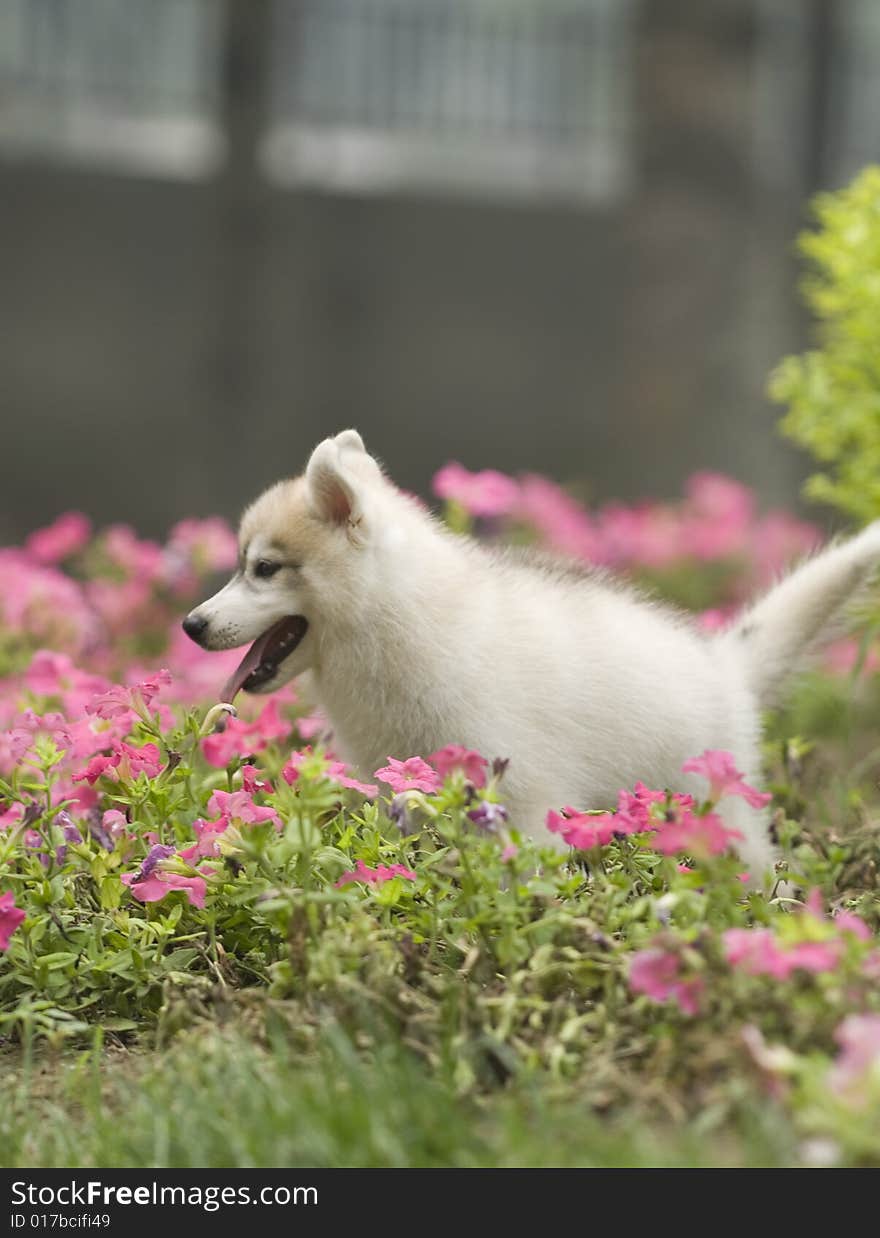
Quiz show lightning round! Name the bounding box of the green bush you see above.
[770,165,880,523]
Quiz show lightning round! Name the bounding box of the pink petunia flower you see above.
[722,927,842,980]
[828,1014,880,1099]
[753,511,821,586]
[101,524,164,581]
[206,789,280,829]
[202,700,291,768]
[296,712,329,741]
[516,474,604,561]
[72,741,163,785]
[86,670,172,720]
[681,750,771,808]
[834,909,873,941]
[629,947,703,1016]
[609,782,672,834]
[0,803,25,832]
[804,889,873,942]
[374,757,441,795]
[597,501,683,568]
[0,549,97,656]
[102,810,128,839]
[546,808,619,850]
[25,512,92,565]
[335,859,417,888]
[163,517,238,578]
[697,608,732,634]
[0,891,25,949]
[681,472,754,561]
[122,869,207,909]
[241,764,274,795]
[652,805,744,859]
[823,637,880,678]
[325,762,379,798]
[433,463,520,519]
[428,744,488,788]
[178,817,230,862]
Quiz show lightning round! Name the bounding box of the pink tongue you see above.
[220,628,275,704]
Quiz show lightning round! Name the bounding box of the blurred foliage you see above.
[771,166,880,523]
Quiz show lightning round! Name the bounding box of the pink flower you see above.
[86,670,172,720]
[296,712,329,741]
[804,889,873,942]
[598,502,682,568]
[834,909,873,941]
[374,757,441,795]
[0,803,25,831]
[829,1014,880,1098]
[428,745,488,788]
[610,782,671,833]
[120,742,163,779]
[164,517,238,575]
[823,637,880,678]
[24,650,111,711]
[722,927,841,980]
[629,947,703,1016]
[202,700,291,767]
[335,859,417,888]
[501,843,519,862]
[102,810,128,840]
[697,608,731,634]
[753,511,821,586]
[325,762,379,798]
[241,764,274,795]
[25,512,92,564]
[122,869,207,909]
[72,741,162,785]
[206,789,280,829]
[682,472,754,561]
[723,928,784,977]
[0,729,33,772]
[0,549,97,656]
[681,750,771,808]
[516,474,603,561]
[283,751,377,796]
[433,463,520,518]
[178,817,229,862]
[101,524,164,581]
[281,749,309,784]
[1,710,72,768]
[652,806,744,859]
[72,753,116,785]
[0,891,25,949]
[546,808,619,850]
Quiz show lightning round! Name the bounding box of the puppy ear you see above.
[306,439,364,532]
[334,428,366,454]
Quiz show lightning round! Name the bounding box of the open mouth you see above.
[221,615,308,703]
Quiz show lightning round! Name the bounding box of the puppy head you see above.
[183,429,387,699]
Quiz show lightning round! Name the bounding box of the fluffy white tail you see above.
[721,521,880,705]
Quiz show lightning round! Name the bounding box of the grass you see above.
[2,1020,801,1169]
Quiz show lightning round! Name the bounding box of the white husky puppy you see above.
[184,429,880,881]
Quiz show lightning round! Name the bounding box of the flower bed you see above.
[2,472,879,1167]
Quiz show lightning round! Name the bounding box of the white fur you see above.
[186,431,880,885]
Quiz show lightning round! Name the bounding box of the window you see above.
[0,0,223,177]
[263,0,637,204]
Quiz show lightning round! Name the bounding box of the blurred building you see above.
[0,0,877,540]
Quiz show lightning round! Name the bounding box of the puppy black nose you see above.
[182,613,208,642]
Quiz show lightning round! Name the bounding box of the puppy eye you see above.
[254,560,280,579]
